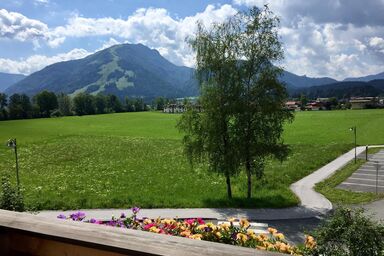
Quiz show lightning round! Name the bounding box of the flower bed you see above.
[58,207,315,255]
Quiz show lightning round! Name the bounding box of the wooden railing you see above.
[0,210,281,256]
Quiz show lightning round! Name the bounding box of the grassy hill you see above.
[5,43,198,99]
[1,110,384,210]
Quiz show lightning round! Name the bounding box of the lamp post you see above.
[376,161,380,195]
[6,138,20,190]
[349,126,357,163]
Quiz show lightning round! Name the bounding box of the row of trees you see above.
[0,91,149,121]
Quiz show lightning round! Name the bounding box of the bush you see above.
[50,109,63,117]
[0,175,24,212]
[306,207,384,256]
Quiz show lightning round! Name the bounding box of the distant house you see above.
[306,101,323,111]
[163,97,201,113]
[349,97,377,109]
[163,104,186,113]
[285,101,301,111]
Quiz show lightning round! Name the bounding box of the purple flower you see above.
[57,214,66,219]
[89,218,97,223]
[204,227,213,232]
[70,211,86,221]
[120,212,126,218]
[131,207,140,214]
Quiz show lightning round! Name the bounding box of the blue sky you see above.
[1,0,384,80]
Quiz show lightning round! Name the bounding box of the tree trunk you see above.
[225,174,232,199]
[246,160,252,199]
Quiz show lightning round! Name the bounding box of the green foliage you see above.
[0,92,7,120]
[180,6,292,199]
[315,160,384,204]
[0,175,24,212]
[57,93,72,116]
[153,96,167,110]
[8,93,32,119]
[33,90,58,117]
[73,93,96,116]
[306,207,384,256]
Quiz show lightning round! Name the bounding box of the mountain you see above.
[344,72,384,82]
[6,43,198,99]
[6,42,383,99]
[280,71,337,90]
[293,80,384,99]
[0,72,26,92]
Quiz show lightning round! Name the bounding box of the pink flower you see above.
[197,218,205,225]
[185,219,195,225]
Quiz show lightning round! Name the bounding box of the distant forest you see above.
[0,91,171,121]
[291,79,384,99]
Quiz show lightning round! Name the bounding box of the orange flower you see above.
[305,235,316,249]
[268,227,277,234]
[228,217,236,223]
[189,234,203,240]
[274,232,285,240]
[236,233,248,243]
[180,230,191,237]
[143,218,152,225]
[239,218,250,229]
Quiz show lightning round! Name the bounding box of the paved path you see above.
[37,146,384,221]
[338,149,384,193]
[360,199,384,222]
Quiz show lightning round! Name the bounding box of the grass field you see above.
[1,109,384,210]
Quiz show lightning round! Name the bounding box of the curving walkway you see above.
[36,146,384,221]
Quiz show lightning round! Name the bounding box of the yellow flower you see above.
[214,231,222,238]
[180,230,191,237]
[197,224,207,230]
[268,227,277,234]
[276,242,289,253]
[274,233,285,240]
[189,234,203,240]
[149,226,160,233]
[143,218,152,225]
[219,223,230,231]
[257,234,268,241]
[305,235,316,249]
[236,233,248,243]
[228,217,236,223]
[239,218,250,229]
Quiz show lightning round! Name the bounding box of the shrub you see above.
[305,207,384,256]
[0,175,24,212]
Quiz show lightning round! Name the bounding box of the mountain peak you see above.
[5,43,197,99]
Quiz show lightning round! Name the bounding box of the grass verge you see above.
[315,159,384,205]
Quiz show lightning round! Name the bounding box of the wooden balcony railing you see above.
[0,209,281,256]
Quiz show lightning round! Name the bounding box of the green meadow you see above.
[1,109,384,210]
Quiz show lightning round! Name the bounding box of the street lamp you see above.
[349,126,357,163]
[6,138,20,190]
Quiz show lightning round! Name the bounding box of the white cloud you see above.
[34,0,49,5]
[1,2,384,79]
[0,8,48,41]
[0,5,237,73]
[0,48,91,75]
[45,4,237,66]
[369,37,384,47]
